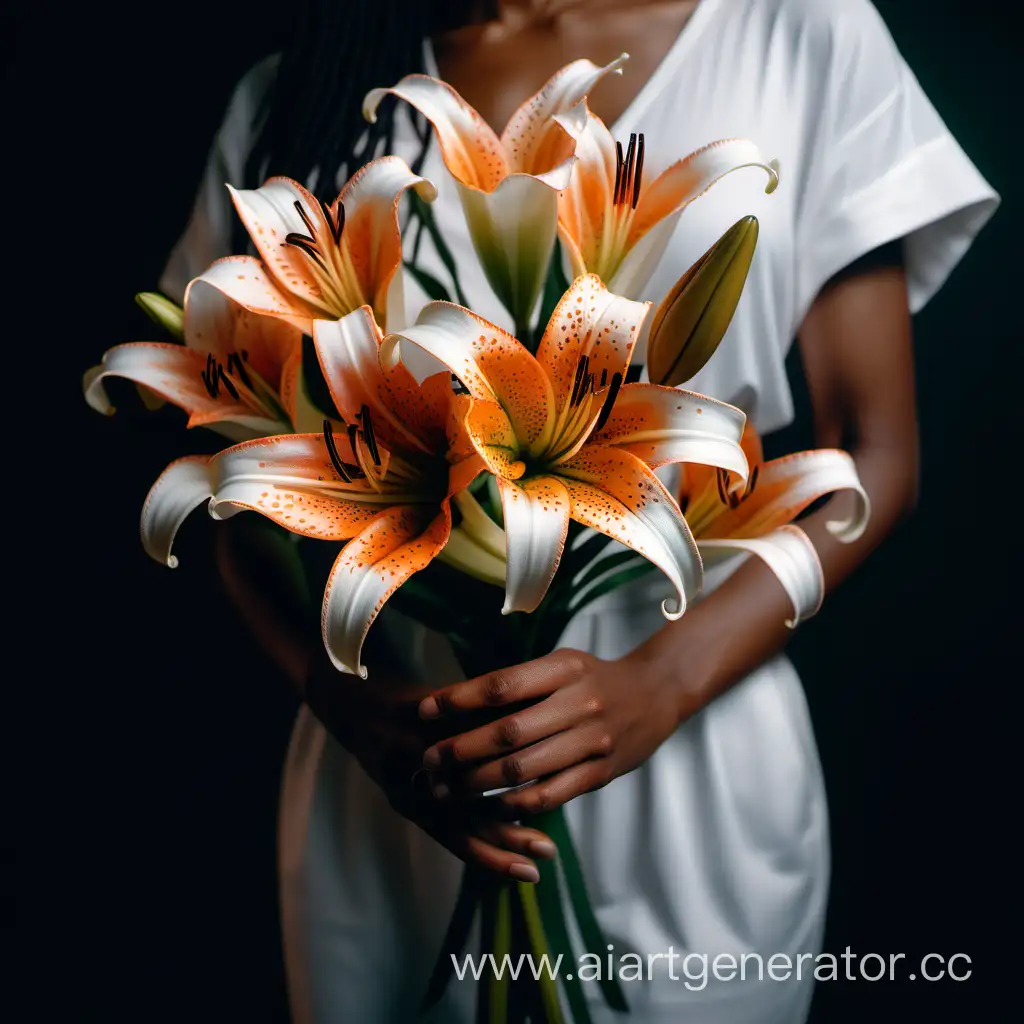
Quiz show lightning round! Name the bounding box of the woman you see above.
[161,1,998,1020]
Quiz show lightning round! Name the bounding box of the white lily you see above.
[558,111,779,298]
[139,306,486,678]
[364,55,627,332]
[197,156,437,334]
[84,279,302,442]
[680,424,870,625]
[382,275,750,618]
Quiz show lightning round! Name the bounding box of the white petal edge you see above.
[140,456,212,567]
[498,477,571,614]
[698,524,824,627]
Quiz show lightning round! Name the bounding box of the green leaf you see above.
[404,261,453,303]
[568,562,658,617]
[517,881,566,1023]
[409,191,470,307]
[535,859,593,1024]
[536,810,629,1013]
[490,885,513,1024]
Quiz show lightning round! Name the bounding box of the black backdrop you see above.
[15,1,1018,1020]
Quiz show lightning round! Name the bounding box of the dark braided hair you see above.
[241,0,499,203]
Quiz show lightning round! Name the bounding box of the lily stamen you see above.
[613,133,646,210]
[360,405,382,467]
[323,419,353,482]
[593,371,623,432]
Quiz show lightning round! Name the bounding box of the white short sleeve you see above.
[794,0,999,323]
[158,56,279,303]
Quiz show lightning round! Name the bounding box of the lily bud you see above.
[646,215,759,387]
[135,291,184,339]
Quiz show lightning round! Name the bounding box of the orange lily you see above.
[141,306,488,677]
[558,111,779,298]
[197,156,437,334]
[679,424,870,625]
[84,279,303,442]
[382,275,750,617]
[364,55,627,331]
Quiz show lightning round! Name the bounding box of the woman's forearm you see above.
[632,437,919,723]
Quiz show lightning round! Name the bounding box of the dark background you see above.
[14,1,1018,1019]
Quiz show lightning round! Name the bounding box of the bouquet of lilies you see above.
[85,54,868,1023]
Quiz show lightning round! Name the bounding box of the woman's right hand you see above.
[304,645,555,882]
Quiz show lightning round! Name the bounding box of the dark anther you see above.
[632,133,646,209]
[594,371,622,432]
[227,352,252,391]
[200,353,219,398]
[716,467,729,506]
[623,134,637,210]
[360,404,382,467]
[600,368,608,387]
[746,464,760,498]
[570,355,590,406]
[217,364,240,400]
[323,420,352,482]
[294,200,317,237]
[613,140,625,205]
[318,198,345,246]
[679,494,689,517]
[451,373,471,396]
[284,232,326,267]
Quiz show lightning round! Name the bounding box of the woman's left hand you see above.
[417,647,693,816]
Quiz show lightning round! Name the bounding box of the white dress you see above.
[162,2,998,1021]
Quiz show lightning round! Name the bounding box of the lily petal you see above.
[314,310,446,456]
[207,434,392,540]
[364,75,508,191]
[82,342,283,434]
[382,302,556,450]
[699,525,824,626]
[457,175,562,330]
[198,256,314,332]
[501,54,628,175]
[628,140,779,250]
[140,456,212,567]
[589,383,748,477]
[498,476,571,614]
[183,276,302,389]
[535,275,650,413]
[322,503,452,677]
[558,446,701,618]
[700,448,870,542]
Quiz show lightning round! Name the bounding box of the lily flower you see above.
[679,424,871,625]
[557,111,779,298]
[196,156,437,334]
[140,306,486,678]
[381,274,750,618]
[84,279,302,442]
[364,55,627,332]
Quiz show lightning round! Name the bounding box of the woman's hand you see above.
[302,645,557,882]
[416,646,691,817]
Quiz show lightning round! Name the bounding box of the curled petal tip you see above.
[661,597,685,621]
[765,159,781,193]
[413,176,439,204]
[362,87,386,124]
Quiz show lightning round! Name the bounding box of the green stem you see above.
[517,881,566,1023]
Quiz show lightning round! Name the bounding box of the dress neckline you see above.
[422,0,721,135]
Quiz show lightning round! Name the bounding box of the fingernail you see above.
[509,862,540,884]
[431,779,450,800]
[527,839,557,860]
[419,697,440,720]
[423,747,441,769]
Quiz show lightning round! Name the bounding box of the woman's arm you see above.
[416,260,920,814]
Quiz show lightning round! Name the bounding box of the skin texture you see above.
[216,1,921,882]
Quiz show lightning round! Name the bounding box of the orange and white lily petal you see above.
[196,157,437,334]
[188,306,484,677]
[383,275,750,616]
[364,56,626,328]
[558,113,780,298]
[680,426,870,626]
[84,279,302,442]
